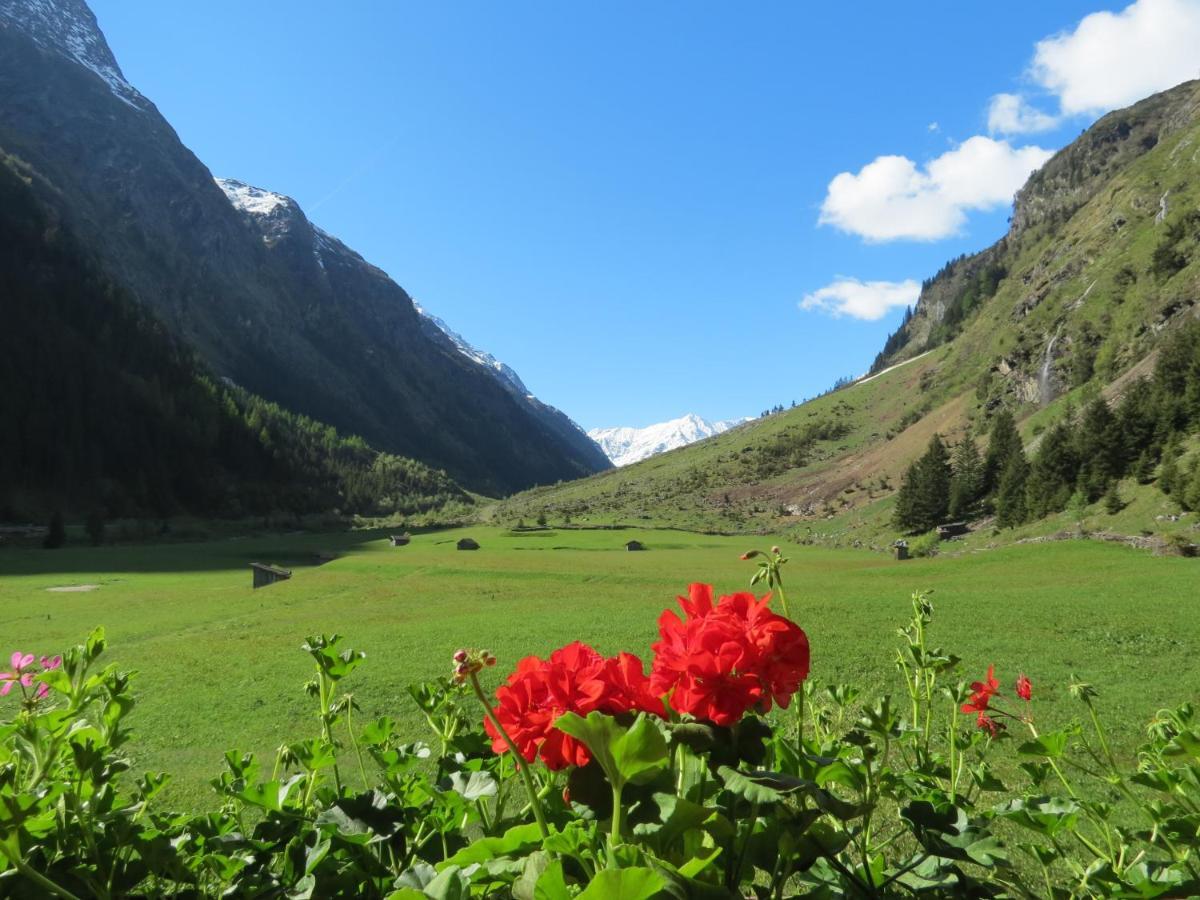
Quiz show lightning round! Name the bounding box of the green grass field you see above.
[1,527,1197,809]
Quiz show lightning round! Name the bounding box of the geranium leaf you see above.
[440,822,543,867]
[446,769,498,801]
[555,712,668,791]
[534,859,572,900]
[576,867,666,900]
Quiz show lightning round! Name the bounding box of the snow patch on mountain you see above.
[588,414,749,467]
[0,0,146,109]
[215,178,290,218]
[414,303,532,398]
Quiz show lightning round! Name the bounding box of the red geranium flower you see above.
[961,665,1000,715]
[650,583,810,726]
[1016,673,1032,702]
[485,641,661,770]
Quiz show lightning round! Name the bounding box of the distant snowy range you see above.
[588,414,749,467]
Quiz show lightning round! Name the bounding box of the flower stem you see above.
[773,578,805,750]
[467,671,550,839]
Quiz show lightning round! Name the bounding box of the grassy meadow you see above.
[0,526,1197,809]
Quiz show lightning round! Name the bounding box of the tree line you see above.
[894,318,1200,533]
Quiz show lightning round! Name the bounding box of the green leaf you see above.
[717,767,861,820]
[577,867,666,900]
[304,835,331,875]
[534,860,572,900]
[555,711,668,790]
[995,796,1080,837]
[446,769,498,801]
[440,822,544,868]
[1017,731,1069,759]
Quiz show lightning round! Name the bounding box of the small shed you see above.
[311,551,337,566]
[389,533,412,547]
[893,540,909,561]
[936,522,969,540]
[251,562,292,589]
[625,540,646,552]
[457,537,480,551]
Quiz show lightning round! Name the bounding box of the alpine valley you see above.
[498,80,1200,552]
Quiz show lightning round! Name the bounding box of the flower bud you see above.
[453,649,468,664]
[771,545,781,555]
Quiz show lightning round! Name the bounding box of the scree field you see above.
[0,527,1196,809]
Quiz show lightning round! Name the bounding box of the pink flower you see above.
[1,652,59,701]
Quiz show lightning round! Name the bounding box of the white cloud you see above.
[818,136,1053,242]
[927,121,940,132]
[800,277,920,321]
[1032,0,1200,116]
[987,92,1059,135]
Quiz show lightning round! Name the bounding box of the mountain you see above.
[588,414,749,466]
[0,0,610,497]
[497,80,1200,545]
[0,156,469,520]
[411,302,610,472]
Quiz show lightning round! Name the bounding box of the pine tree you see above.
[984,409,1023,494]
[1074,397,1122,501]
[1159,437,1181,496]
[1132,449,1155,484]
[996,452,1030,528]
[1103,481,1124,515]
[948,436,984,520]
[893,434,952,533]
[1183,456,1200,513]
[1025,423,1079,519]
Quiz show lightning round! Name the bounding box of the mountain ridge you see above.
[0,0,610,496]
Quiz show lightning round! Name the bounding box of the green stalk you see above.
[773,577,805,750]
[467,670,550,839]
[609,784,625,865]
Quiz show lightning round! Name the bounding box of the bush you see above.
[909,529,941,557]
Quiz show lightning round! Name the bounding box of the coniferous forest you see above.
[0,157,469,522]
[893,319,1200,534]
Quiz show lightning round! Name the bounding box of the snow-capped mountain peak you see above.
[0,0,147,109]
[588,414,748,466]
[215,178,292,218]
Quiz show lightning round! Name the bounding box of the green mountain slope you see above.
[494,81,1200,548]
[0,152,470,521]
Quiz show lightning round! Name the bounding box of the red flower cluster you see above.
[962,664,1002,735]
[485,642,663,770]
[649,584,810,726]
[961,667,1034,736]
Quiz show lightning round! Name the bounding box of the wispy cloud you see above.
[800,277,920,321]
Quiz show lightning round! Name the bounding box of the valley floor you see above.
[0,526,1196,808]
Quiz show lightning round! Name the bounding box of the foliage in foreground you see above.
[1,553,1198,897]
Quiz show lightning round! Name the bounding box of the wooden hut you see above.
[625,540,646,552]
[311,551,337,566]
[251,562,292,589]
[389,533,412,547]
[892,540,909,561]
[936,522,969,540]
[457,537,480,551]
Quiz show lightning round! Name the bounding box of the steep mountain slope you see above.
[588,414,749,466]
[0,0,609,496]
[0,154,468,520]
[496,81,1200,540]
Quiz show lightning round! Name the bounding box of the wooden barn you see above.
[625,540,646,551]
[457,537,480,550]
[251,562,292,589]
[389,533,412,547]
[937,522,969,540]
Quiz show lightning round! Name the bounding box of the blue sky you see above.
[90,0,1200,429]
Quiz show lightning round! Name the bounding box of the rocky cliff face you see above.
[0,0,610,495]
[873,80,1200,377]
